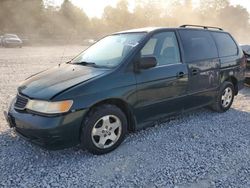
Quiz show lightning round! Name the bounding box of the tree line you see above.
[0,0,249,43]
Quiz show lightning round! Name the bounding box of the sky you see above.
[52,0,250,18]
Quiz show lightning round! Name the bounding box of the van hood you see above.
[18,63,108,100]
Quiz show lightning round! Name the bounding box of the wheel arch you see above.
[224,76,238,95]
[84,98,136,132]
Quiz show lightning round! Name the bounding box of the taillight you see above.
[241,55,247,69]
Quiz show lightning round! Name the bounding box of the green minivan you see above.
[4,25,246,154]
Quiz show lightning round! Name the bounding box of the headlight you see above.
[26,100,73,114]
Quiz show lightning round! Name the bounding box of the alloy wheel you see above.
[91,115,122,149]
[221,87,233,108]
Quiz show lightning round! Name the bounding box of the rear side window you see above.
[179,30,218,62]
[211,32,238,57]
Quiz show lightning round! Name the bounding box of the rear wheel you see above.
[80,104,127,155]
[210,81,235,112]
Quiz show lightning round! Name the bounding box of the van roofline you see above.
[113,26,226,35]
[113,27,175,34]
[180,24,223,31]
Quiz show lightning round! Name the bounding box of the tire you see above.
[80,104,127,155]
[210,81,235,112]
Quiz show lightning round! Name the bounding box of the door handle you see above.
[192,69,199,75]
[176,71,185,78]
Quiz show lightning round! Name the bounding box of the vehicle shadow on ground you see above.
[0,128,88,155]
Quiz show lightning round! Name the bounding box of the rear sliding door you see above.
[178,29,220,109]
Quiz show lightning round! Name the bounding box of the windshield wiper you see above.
[69,61,112,69]
[74,61,96,65]
[70,61,97,67]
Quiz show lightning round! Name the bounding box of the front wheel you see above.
[210,81,235,112]
[80,104,127,155]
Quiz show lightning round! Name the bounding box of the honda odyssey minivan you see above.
[4,25,245,154]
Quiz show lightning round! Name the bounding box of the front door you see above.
[134,31,189,128]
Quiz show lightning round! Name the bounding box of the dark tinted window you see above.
[141,32,181,66]
[212,32,238,57]
[179,30,218,62]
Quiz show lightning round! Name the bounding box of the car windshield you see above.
[71,33,146,68]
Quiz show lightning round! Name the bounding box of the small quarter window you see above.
[212,32,238,57]
[141,38,157,56]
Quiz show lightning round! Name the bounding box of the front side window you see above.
[140,32,181,66]
[71,33,146,68]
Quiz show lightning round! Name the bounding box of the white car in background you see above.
[2,34,23,48]
[0,35,3,46]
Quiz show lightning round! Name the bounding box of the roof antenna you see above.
[59,32,73,67]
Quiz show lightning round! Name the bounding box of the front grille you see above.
[14,94,29,109]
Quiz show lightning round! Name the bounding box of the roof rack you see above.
[180,24,223,31]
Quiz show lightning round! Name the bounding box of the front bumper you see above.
[4,100,87,150]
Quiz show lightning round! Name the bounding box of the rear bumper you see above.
[245,69,250,85]
[245,69,250,78]
[5,100,87,150]
[238,79,245,91]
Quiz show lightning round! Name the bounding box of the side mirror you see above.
[139,56,157,69]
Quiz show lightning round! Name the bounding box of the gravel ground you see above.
[0,46,250,188]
